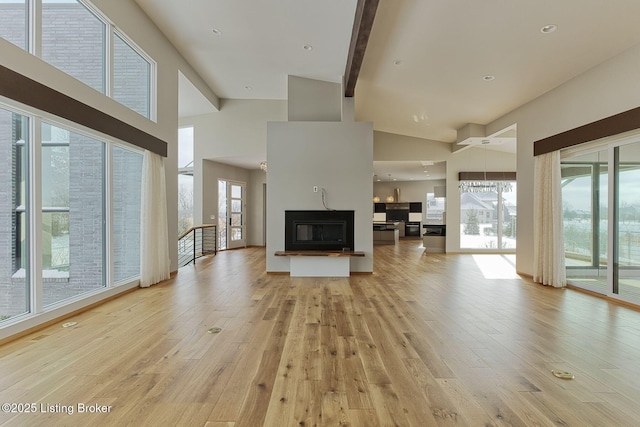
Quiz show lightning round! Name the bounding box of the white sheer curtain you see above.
[533,150,566,287]
[140,150,170,287]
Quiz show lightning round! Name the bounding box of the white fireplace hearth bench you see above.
[274,250,365,277]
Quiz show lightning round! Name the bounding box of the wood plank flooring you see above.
[1,242,640,426]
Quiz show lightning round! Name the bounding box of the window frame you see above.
[5,0,157,121]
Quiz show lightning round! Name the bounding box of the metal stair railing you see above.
[178,224,217,267]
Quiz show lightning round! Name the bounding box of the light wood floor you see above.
[1,242,640,426]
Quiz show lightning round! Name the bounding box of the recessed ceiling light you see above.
[483,75,495,81]
[211,28,222,35]
[303,44,313,51]
[244,85,252,90]
[540,24,558,34]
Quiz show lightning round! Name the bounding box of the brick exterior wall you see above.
[0,4,27,50]
[41,4,105,93]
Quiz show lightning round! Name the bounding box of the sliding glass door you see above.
[562,139,640,305]
[562,150,608,294]
[615,144,640,302]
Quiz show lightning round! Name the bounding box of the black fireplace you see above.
[285,210,355,251]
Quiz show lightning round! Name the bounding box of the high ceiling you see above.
[135,0,640,177]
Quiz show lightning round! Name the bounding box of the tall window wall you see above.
[0,101,142,325]
[0,0,155,120]
[562,138,640,305]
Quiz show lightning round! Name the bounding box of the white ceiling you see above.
[374,160,447,182]
[135,0,640,178]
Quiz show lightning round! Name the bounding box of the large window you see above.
[0,0,155,120]
[0,102,143,327]
[425,192,445,223]
[0,108,29,322]
[459,181,517,250]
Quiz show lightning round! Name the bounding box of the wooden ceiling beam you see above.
[344,0,379,97]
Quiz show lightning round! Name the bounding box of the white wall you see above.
[288,76,342,121]
[249,170,268,246]
[266,121,374,272]
[187,99,287,161]
[485,42,640,276]
[181,99,286,228]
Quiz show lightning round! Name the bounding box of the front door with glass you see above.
[218,179,246,250]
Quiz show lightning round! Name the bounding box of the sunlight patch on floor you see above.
[472,254,519,279]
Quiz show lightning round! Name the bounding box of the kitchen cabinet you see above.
[374,203,386,213]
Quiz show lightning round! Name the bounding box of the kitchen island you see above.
[423,224,446,253]
[373,221,399,245]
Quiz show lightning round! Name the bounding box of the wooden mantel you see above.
[274,250,365,257]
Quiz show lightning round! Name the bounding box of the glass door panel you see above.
[562,149,608,294]
[217,180,246,250]
[218,180,227,250]
[616,144,640,303]
[228,182,246,249]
